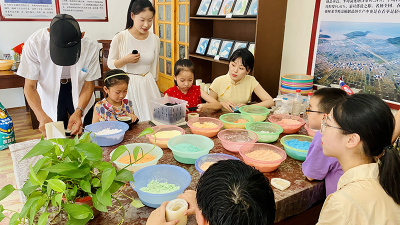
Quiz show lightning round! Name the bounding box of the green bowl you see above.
[245,122,283,143]
[280,135,313,161]
[219,113,253,129]
[167,134,214,164]
[239,105,270,122]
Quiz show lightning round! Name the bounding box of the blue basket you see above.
[85,121,128,147]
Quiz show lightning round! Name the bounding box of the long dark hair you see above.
[333,93,400,204]
[126,0,155,29]
[173,59,195,86]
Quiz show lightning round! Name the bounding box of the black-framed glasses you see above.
[305,107,324,115]
[321,116,342,133]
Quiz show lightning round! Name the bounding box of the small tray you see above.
[271,178,291,191]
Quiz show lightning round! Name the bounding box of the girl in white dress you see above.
[108,0,161,122]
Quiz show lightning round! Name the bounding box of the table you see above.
[87,110,325,225]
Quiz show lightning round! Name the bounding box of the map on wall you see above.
[309,0,400,104]
[0,0,108,21]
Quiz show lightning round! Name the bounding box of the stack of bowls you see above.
[280,74,313,95]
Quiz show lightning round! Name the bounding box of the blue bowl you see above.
[85,121,129,146]
[130,164,191,208]
[195,153,240,175]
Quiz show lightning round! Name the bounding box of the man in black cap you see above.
[18,14,101,136]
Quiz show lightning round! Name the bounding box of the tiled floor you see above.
[0,107,42,225]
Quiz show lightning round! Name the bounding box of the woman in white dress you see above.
[108,0,161,122]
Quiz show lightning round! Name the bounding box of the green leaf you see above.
[115,169,134,182]
[110,145,128,162]
[66,216,91,225]
[29,200,39,225]
[22,140,54,160]
[101,167,116,194]
[0,205,5,222]
[20,196,40,218]
[50,138,76,147]
[36,170,49,185]
[9,212,19,225]
[47,179,66,192]
[0,184,15,202]
[63,203,93,220]
[51,193,62,209]
[92,194,108,212]
[92,161,113,171]
[95,188,112,207]
[36,194,47,211]
[75,143,103,161]
[108,181,124,194]
[131,199,145,208]
[21,180,40,198]
[58,163,90,178]
[32,157,51,173]
[91,178,101,187]
[43,162,79,173]
[138,127,154,137]
[70,149,81,161]
[80,180,91,194]
[133,146,140,162]
[54,144,61,156]
[74,134,79,144]
[79,132,91,144]
[70,185,78,199]
[29,165,41,186]
[37,212,50,225]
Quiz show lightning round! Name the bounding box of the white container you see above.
[166,199,188,225]
[151,96,188,125]
[196,79,203,85]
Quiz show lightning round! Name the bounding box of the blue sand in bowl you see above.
[285,139,311,150]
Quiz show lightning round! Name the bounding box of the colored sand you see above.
[285,139,311,150]
[153,130,182,139]
[192,122,218,128]
[245,150,282,161]
[95,128,122,135]
[173,143,203,152]
[234,119,248,123]
[200,162,215,171]
[140,180,180,194]
[118,153,156,164]
[279,119,301,125]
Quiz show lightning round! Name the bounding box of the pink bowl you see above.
[187,117,223,138]
[217,129,258,153]
[146,125,185,148]
[304,123,318,137]
[239,143,287,172]
[268,114,305,134]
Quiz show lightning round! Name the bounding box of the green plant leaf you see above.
[21,180,40,197]
[66,216,91,225]
[115,169,134,182]
[110,145,128,162]
[92,161,113,171]
[29,200,39,225]
[138,127,154,137]
[131,198,145,208]
[63,203,93,220]
[36,170,49,185]
[79,132,91,144]
[32,157,51,173]
[133,146,140,162]
[101,167,116,194]
[70,185,78,199]
[43,162,79,173]
[37,212,50,225]
[36,194,47,211]
[75,143,103,161]
[0,210,5,223]
[91,178,101,187]
[29,165,41,186]
[58,163,90,179]
[54,144,62,156]
[108,181,124,194]
[80,180,91,194]
[9,212,19,225]
[74,134,79,144]
[96,188,112,207]
[22,140,54,160]
[51,193,62,209]
[20,196,40,218]
[50,138,76,147]
[0,184,15,202]
[48,179,66,192]
[92,194,108,212]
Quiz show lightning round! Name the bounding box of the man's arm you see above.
[68,80,94,135]
[24,79,53,136]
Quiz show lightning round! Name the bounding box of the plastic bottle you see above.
[291,89,302,116]
[302,92,313,122]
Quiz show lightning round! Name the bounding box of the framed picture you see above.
[206,38,222,57]
[245,0,258,17]
[207,0,223,16]
[232,0,250,16]
[218,0,236,16]
[247,42,255,56]
[230,41,249,57]
[218,39,235,60]
[195,38,210,55]
[196,0,212,16]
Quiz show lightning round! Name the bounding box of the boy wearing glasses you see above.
[302,88,347,196]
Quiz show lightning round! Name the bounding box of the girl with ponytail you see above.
[317,93,400,224]
[107,0,161,122]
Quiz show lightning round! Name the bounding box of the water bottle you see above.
[291,89,302,116]
[303,92,313,122]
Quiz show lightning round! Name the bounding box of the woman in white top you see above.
[108,0,161,122]
[317,94,400,224]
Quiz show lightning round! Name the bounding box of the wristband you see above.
[76,107,84,113]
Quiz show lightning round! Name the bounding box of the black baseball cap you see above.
[49,14,82,66]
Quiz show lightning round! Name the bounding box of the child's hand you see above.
[220,101,236,112]
[197,104,206,112]
[146,201,179,225]
[129,114,138,122]
[177,190,197,216]
[125,52,141,64]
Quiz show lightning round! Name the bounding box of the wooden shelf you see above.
[189,16,257,21]
[189,54,229,65]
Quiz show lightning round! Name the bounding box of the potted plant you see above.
[0,127,155,225]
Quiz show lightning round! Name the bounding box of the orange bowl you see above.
[187,117,223,137]
[0,60,13,71]
[268,114,305,134]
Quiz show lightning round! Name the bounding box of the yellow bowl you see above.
[0,60,13,71]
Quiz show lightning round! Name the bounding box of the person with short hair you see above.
[146,160,276,225]
[18,14,101,136]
